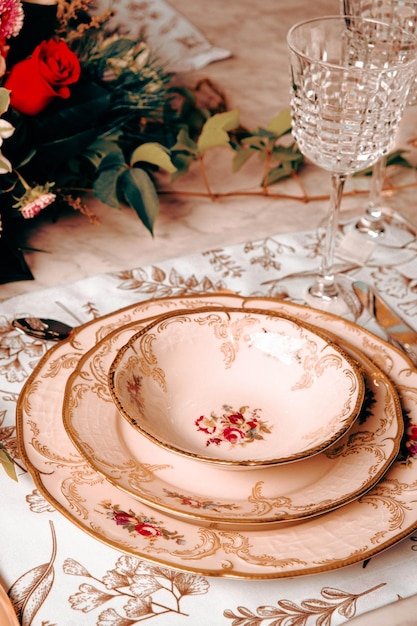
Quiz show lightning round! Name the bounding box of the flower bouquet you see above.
[0,0,184,281]
[0,0,304,283]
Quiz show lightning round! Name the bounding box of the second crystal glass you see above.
[287,16,417,305]
[341,0,417,243]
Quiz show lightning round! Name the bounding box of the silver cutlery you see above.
[12,317,73,341]
[352,280,417,366]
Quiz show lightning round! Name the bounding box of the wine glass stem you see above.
[356,155,387,236]
[310,172,347,300]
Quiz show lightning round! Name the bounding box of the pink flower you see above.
[0,0,23,40]
[20,192,56,218]
[13,182,56,218]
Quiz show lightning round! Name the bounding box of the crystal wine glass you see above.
[341,0,417,244]
[287,16,417,307]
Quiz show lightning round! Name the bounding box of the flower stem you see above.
[198,154,215,200]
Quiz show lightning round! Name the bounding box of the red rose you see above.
[134,523,162,538]
[5,38,81,115]
[221,426,245,443]
[227,412,245,425]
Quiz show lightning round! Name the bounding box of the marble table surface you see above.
[2,1,417,623]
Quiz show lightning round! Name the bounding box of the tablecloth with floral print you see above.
[2,224,417,626]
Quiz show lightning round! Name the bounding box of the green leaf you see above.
[97,151,127,171]
[34,128,100,169]
[93,152,127,208]
[241,135,268,150]
[197,108,240,155]
[119,167,159,234]
[267,109,293,136]
[0,446,17,481]
[0,88,10,115]
[171,152,195,180]
[171,128,198,155]
[232,146,255,172]
[82,138,123,169]
[266,161,296,185]
[130,142,177,173]
[271,144,304,163]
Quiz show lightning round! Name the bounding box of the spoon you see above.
[12,317,74,341]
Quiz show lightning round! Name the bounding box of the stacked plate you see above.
[16,293,417,580]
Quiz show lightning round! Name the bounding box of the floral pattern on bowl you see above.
[195,404,271,448]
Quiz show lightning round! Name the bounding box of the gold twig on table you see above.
[157,179,417,204]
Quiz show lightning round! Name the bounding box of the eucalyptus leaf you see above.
[130,142,177,173]
[197,108,240,155]
[119,167,159,234]
[267,109,293,136]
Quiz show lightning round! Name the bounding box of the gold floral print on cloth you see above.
[5,517,389,624]
[15,294,417,579]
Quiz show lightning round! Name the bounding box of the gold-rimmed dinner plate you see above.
[16,293,417,579]
[62,309,402,526]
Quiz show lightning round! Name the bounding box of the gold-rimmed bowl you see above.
[108,307,365,468]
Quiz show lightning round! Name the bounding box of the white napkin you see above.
[92,0,231,72]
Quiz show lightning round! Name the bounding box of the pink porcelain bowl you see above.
[108,307,364,467]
